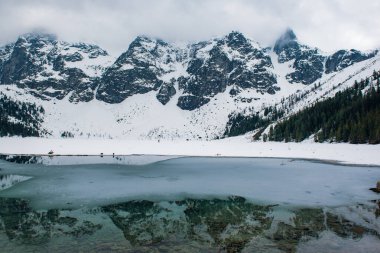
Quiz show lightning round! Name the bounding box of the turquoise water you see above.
[0,155,379,252]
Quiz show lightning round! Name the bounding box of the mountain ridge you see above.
[0,30,377,108]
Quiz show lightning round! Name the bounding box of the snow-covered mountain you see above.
[0,33,114,102]
[0,29,378,140]
[96,31,279,110]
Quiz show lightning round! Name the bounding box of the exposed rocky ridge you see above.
[96,32,279,109]
[325,49,378,74]
[273,28,376,85]
[96,36,181,103]
[274,29,327,84]
[177,31,278,110]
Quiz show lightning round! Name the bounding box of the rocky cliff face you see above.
[0,44,14,80]
[96,36,181,104]
[96,32,278,110]
[177,32,278,110]
[274,29,326,84]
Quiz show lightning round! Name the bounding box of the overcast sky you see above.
[0,0,379,55]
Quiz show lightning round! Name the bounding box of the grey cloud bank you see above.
[0,0,379,55]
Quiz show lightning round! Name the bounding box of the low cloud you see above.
[0,0,379,55]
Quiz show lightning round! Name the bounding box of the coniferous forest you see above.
[225,70,380,144]
[0,92,44,137]
[224,113,269,137]
[268,72,380,144]
[224,107,284,137]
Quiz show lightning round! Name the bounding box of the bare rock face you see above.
[156,80,176,105]
[177,31,278,110]
[274,29,325,85]
[97,32,279,110]
[96,36,179,104]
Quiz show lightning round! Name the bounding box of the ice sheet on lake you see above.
[0,157,379,209]
[0,175,32,191]
[1,154,181,166]
[37,155,182,165]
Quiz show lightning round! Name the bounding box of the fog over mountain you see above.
[0,0,379,55]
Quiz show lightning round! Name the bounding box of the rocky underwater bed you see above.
[0,197,379,252]
[0,155,379,252]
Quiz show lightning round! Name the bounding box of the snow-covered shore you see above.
[1,136,380,166]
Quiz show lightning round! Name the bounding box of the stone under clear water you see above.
[0,155,379,252]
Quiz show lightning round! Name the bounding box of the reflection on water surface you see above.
[0,155,379,252]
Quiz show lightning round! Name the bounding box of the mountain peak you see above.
[226,31,245,39]
[130,35,169,49]
[134,35,153,42]
[274,28,297,53]
[225,31,248,42]
[223,31,252,49]
[283,28,297,41]
[20,32,57,42]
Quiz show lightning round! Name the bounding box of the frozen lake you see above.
[0,155,379,209]
[0,155,379,252]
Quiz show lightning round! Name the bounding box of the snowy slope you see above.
[58,42,114,78]
[1,51,379,140]
[272,52,380,118]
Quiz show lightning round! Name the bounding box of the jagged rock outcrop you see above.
[325,49,378,74]
[96,36,180,103]
[177,31,278,110]
[156,79,176,105]
[96,32,278,110]
[274,29,325,84]
[274,29,377,85]
[0,32,112,102]
[0,44,14,77]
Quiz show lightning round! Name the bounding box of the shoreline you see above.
[1,136,380,167]
[2,153,380,168]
